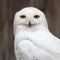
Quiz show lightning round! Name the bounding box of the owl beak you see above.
[29,21,31,27]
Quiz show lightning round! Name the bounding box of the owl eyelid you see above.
[20,15,26,18]
[34,15,40,19]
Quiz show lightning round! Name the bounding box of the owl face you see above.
[14,7,48,28]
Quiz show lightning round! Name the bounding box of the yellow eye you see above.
[20,15,26,18]
[34,15,40,19]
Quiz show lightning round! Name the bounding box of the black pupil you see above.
[34,15,39,18]
[20,15,26,18]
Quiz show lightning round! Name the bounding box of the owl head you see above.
[14,7,48,34]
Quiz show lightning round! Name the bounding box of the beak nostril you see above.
[29,21,31,27]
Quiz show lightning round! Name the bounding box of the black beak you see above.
[29,21,31,27]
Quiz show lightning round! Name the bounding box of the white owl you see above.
[14,7,60,60]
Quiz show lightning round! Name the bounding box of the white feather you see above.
[14,7,60,60]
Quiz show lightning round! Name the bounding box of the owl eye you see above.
[34,15,40,19]
[20,15,26,18]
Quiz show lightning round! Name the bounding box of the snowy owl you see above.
[14,7,60,60]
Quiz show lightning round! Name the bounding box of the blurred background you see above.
[0,0,60,60]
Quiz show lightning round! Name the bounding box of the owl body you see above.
[14,7,60,60]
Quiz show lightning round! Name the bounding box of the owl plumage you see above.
[14,7,60,60]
